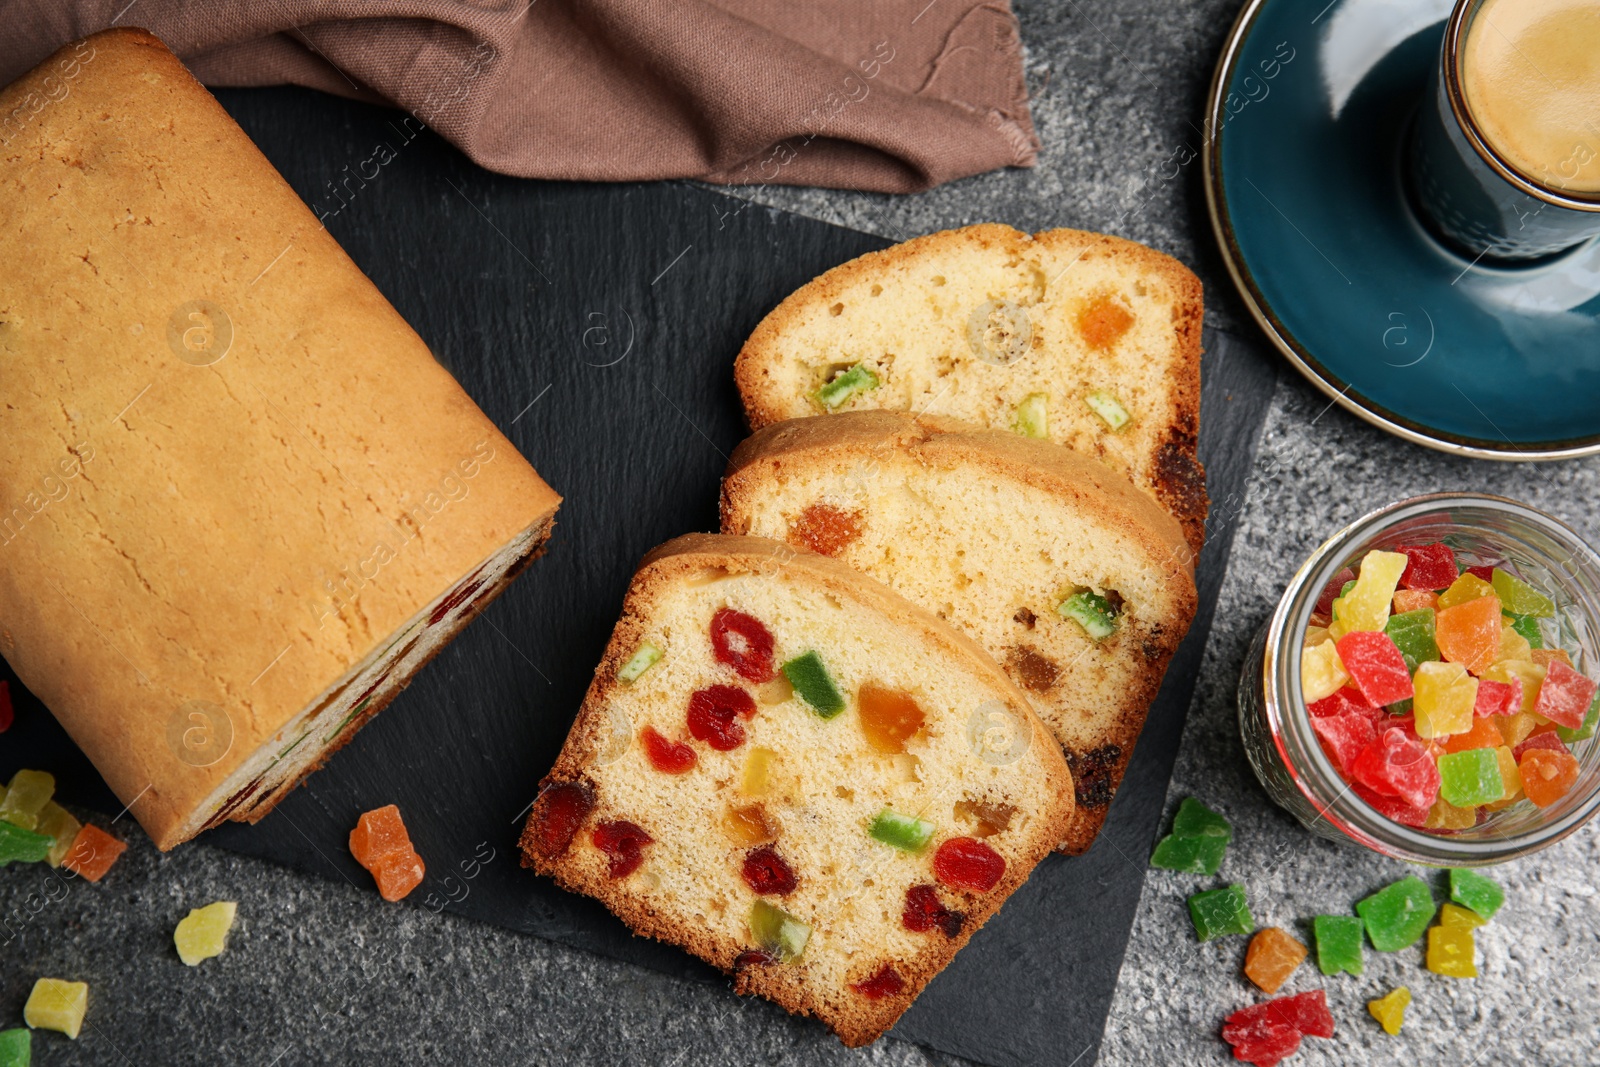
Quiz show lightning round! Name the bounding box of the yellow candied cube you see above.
[1440,902,1487,930]
[1497,623,1532,664]
[174,900,238,966]
[1494,712,1538,749]
[1426,925,1477,978]
[1303,625,1331,648]
[1367,986,1411,1035]
[1484,660,1546,714]
[1439,572,1496,609]
[741,748,778,796]
[24,978,87,1039]
[1301,639,1349,703]
[1414,661,1478,738]
[35,801,82,868]
[1494,745,1522,802]
[1338,550,1409,632]
[1425,797,1477,829]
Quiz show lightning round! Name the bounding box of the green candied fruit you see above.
[1057,590,1120,641]
[749,899,811,963]
[1508,613,1545,650]
[1356,876,1437,951]
[1492,568,1555,618]
[1171,797,1232,841]
[1187,884,1254,941]
[1313,914,1364,976]
[0,820,54,867]
[1385,608,1441,673]
[1449,868,1505,922]
[617,642,663,684]
[1084,390,1131,431]
[781,651,846,719]
[868,808,935,853]
[1437,749,1504,808]
[0,1028,29,1067]
[0,770,55,831]
[1556,693,1600,744]
[1149,834,1227,876]
[1013,392,1049,439]
[815,363,880,411]
[1387,698,1414,716]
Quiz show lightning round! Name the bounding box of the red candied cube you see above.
[1465,564,1497,582]
[1398,543,1458,591]
[1222,1007,1301,1067]
[1312,711,1377,775]
[1474,677,1522,718]
[1315,567,1356,617]
[1335,631,1415,707]
[1514,729,1570,762]
[1308,687,1372,718]
[1267,990,1335,1039]
[1353,782,1432,827]
[1534,660,1598,729]
[1351,728,1441,809]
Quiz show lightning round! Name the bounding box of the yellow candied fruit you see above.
[35,801,82,868]
[1485,660,1546,714]
[1439,572,1496,609]
[1328,613,1351,641]
[1368,986,1411,1035]
[741,748,778,796]
[1303,625,1331,648]
[1339,550,1409,632]
[1414,661,1478,738]
[1494,745,1523,803]
[1495,712,1539,749]
[24,978,87,1039]
[174,900,238,966]
[1426,925,1477,978]
[1440,902,1488,930]
[1425,797,1477,830]
[1301,640,1349,703]
[1497,623,1532,665]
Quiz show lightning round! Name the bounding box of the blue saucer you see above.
[1205,0,1600,459]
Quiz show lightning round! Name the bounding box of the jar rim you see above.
[1263,492,1600,865]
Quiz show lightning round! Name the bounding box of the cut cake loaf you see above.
[733,224,1208,552]
[0,30,561,849]
[721,412,1197,853]
[520,534,1073,1046]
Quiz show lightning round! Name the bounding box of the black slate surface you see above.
[0,87,1276,1066]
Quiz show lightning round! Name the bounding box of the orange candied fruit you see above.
[1244,927,1308,994]
[349,804,426,901]
[62,824,127,883]
[1076,293,1135,351]
[1393,589,1440,614]
[789,502,864,557]
[1520,748,1580,808]
[1435,595,1503,676]
[857,683,927,755]
[1442,718,1504,755]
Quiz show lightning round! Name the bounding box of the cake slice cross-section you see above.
[520,534,1073,1046]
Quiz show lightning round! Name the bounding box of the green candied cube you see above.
[1508,613,1545,650]
[1187,884,1254,941]
[1150,834,1227,875]
[1387,698,1414,716]
[617,642,663,683]
[1556,693,1599,744]
[1449,868,1505,922]
[1313,915,1364,976]
[0,770,55,831]
[1384,608,1440,673]
[868,808,935,853]
[1357,877,1437,951]
[0,820,54,866]
[1171,797,1233,841]
[749,900,810,963]
[0,1028,29,1067]
[1492,569,1555,618]
[1013,392,1048,439]
[781,651,845,719]
[814,363,879,410]
[1437,749,1504,808]
[1084,390,1131,431]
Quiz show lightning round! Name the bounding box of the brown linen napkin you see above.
[3,0,1038,192]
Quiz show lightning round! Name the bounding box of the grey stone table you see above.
[6,0,1600,1063]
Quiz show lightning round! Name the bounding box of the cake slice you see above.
[520,534,1073,1046]
[721,412,1197,853]
[733,224,1208,552]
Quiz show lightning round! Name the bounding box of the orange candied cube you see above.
[61,824,127,883]
[1393,589,1440,615]
[1494,711,1539,748]
[372,851,426,902]
[1531,648,1573,670]
[1436,595,1503,676]
[349,804,425,901]
[1520,748,1580,808]
[1443,718,1504,755]
[1243,927,1307,994]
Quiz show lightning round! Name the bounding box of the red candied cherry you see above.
[741,844,798,896]
[528,780,595,859]
[902,884,964,937]
[850,964,906,1000]
[734,949,776,970]
[641,725,697,774]
[710,608,776,683]
[687,684,757,751]
[933,837,1006,893]
[592,820,653,879]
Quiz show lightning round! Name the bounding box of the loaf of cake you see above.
[733,224,1208,552]
[520,534,1073,1046]
[720,412,1196,852]
[0,30,561,849]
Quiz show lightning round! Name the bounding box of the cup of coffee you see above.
[1408,0,1600,263]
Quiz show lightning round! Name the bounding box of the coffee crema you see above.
[1460,0,1600,196]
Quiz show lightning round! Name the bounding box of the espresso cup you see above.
[1408,0,1600,263]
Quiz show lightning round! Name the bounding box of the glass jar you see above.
[1238,493,1600,866]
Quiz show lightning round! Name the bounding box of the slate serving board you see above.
[0,87,1277,1066]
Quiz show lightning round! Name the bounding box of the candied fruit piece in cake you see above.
[782,653,846,719]
[1356,877,1436,951]
[174,900,238,966]
[1244,927,1308,994]
[710,608,777,683]
[23,979,86,1039]
[787,502,864,556]
[1367,987,1410,1035]
[61,824,126,883]
[593,821,654,880]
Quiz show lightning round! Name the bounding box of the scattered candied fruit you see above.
[592,820,653,879]
[1356,877,1436,951]
[709,608,776,683]
[1367,986,1410,1035]
[1243,927,1307,994]
[0,769,55,831]
[686,684,757,751]
[857,683,927,754]
[61,824,127,883]
[1187,884,1254,941]
[1222,990,1334,1067]
[789,502,864,557]
[174,900,238,966]
[349,804,425,901]
[528,780,596,859]
[23,978,87,1039]
[0,1028,27,1067]
[851,963,907,1000]
[1426,925,1477,978]
[1449,867,1505,920]
[933,837,1006,893]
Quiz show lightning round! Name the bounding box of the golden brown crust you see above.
[520,533,1074,1046]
